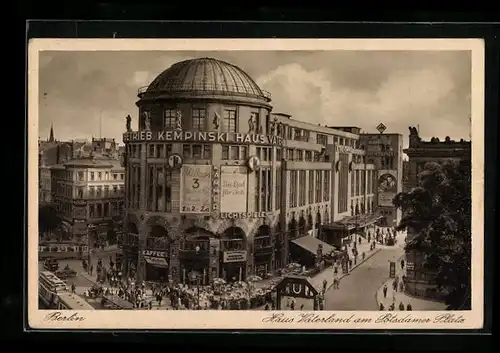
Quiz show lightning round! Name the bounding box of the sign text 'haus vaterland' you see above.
[123,131,284,146]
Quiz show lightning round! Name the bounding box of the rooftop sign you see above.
[123,131,284,146]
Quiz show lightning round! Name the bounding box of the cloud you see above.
[37,50,471,149]
[256,60,470,148]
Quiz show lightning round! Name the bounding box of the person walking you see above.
[398,302,405,311]
[400,259,405,270]
[406,303,412,311]
[379,303,385,311]
[383,284,388,298]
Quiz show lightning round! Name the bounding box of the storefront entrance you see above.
[220,226,247,282]
[143,224,171,283]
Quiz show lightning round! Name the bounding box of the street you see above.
[324,246,403,310]
[280,245,404,311]
[39,247,121,292]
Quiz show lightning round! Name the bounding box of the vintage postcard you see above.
[27,38,484,330]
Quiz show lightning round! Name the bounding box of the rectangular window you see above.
[240,146,247,160]
[222,145,229,160]
[294,149,301,161]
[147,166,172,212]
[230,146,239,159]
[255,169,261,212]
[275,167,281,210]
[203,145,212,159]
[251,112,260,133]
[315,171,322,203]
[308,171,314,204]
[156,144,164,158]
[276,148,282,161]
[324,170,330,202]
[223,110,237,132]
[78,172,84,181]
[192,108,207,130]
[256,147,262,160]
[164,109,176,129]
[90,172,94,181]
[299,170,306,206]
[192,145,202,159]
[317,134,327,146]
[289,171,298,208]
[287,149,293,160]
[305,151,312,161]
[183,145,191,159]
[351,169,355,197]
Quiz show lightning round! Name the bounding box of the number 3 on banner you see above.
[192,178,200,189]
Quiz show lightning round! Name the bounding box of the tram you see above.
[39,271,69,308]
[57,292,95,310]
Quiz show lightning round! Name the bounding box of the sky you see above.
[38,50,471,149]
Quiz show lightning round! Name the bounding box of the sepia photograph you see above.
[28,39,484,330]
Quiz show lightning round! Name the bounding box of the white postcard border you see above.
[27,38,485,330]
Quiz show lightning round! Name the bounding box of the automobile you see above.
[55,265,77,279]
[43,257,59,272]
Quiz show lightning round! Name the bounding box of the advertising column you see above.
[72,199,88,258]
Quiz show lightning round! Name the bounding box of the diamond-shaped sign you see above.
[376,123,387,134]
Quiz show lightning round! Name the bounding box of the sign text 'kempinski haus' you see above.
[123,131,284,146]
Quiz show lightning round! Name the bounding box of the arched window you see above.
[221,227,246,251]
[146,225,171,250]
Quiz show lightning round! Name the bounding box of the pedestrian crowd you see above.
[379,258,412,311]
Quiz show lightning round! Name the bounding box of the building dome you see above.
[138,57,271,103]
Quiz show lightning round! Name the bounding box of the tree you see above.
[39,204,62,237]
[393,159,471,310]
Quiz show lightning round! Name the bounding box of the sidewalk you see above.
[375,256,447,311]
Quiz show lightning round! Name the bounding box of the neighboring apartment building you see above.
[51,156,125,245]
[120,57,390,285]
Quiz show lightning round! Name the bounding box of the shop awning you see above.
[321,214,383,230]
[291,236,336,257]
[144,256,168,268]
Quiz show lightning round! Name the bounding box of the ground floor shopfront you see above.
[120,213,280,284]
[319,214,381,249]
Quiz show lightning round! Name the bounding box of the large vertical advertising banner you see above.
[377,170,398,207]
[220,166,248,213]
[180,165,212,214]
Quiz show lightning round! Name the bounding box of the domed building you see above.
[121,58,282,285]
[121,57,390,287]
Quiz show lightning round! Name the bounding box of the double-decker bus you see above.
[57,292,95,310]
[39,271,69,308]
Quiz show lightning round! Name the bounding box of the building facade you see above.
[120,58,388,285]
[359,132,404,227]
[51,157,125,245]
[403,126,471,299]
